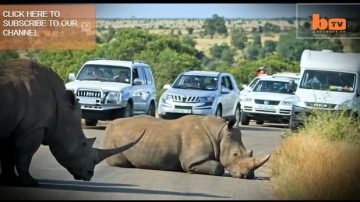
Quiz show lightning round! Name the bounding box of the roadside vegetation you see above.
[1,14,359,95]
[271,110,360,199]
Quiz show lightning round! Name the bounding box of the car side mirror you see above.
[242,84,251,91]
[133,78,144,85]
[221,87,231,94]
[163,84,171,90]
[68,73,76,81]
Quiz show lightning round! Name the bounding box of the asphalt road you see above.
[0,121,285,200]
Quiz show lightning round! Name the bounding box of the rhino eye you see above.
[82,142,87,146]
[233,152,238,157]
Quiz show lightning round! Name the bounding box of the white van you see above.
[290,49,360,129]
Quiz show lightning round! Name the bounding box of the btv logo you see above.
[312,14,347,31]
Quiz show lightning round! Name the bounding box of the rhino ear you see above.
[227,117,237,129]
[65,90,76,108]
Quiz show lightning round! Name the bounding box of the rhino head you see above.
[49,90,144,181]
[218,118,270,179]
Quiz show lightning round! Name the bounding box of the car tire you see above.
[240,110,250,125]
[85,119,98,126]
[147,102,156,117]
[122,103,133,118]
[256,120,264,125]
[234,105,241,123]
[215,105,222,117]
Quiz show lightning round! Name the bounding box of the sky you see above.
[96,4,297,19]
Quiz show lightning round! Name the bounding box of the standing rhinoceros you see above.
[103,115,270,179]
[0,59,144,186]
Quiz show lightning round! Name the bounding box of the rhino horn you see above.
[253,153,271,170]
[94,129,145,164]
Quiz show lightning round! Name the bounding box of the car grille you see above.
[255,99,280,105]
[305,102,336,109]
[280,109,291,114]
[77,90,101,98]
[172,95,199,103]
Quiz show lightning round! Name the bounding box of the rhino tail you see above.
[253,153,271,170]
[94,129,145,164]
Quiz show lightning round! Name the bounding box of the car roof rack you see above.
[93,57,108,60]
[132,60,147,64]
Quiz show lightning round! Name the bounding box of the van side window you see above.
[144,67,153,85]
[141,67,148,85]
[221,77,227,89]
[132,67,145,84]
[225,76,234,90]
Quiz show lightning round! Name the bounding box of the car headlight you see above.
[199,95,215,103]
[161,94,172,104]
[243,97,252,102]
[106,91,122,104]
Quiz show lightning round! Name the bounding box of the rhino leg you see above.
[15,128,44,187]
[187,160,225,176]
[0,144,21,186]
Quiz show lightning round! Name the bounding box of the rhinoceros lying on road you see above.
[0,59,144,186]
[103,115,270,179]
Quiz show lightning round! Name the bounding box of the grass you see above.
[271,110,360,200]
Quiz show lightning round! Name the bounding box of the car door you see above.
[131,66,146,112]
[223,75,238,116]
[220,75,232,116]
[139,66,152,112]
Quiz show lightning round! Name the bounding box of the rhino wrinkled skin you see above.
[103,115,270,179]
[0,59,144,186]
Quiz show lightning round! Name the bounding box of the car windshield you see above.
[77,64,131,84]
[300,70,356,93]
[172,75,218,91]
[253,80,295,94]
[249,78,260,88]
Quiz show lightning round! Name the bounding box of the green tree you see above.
[276,31,344,61]
[186,27,194,35]
[264,40,277,53]
[263,22,281,33]
[231,28,247,50]
[203,14,228,37]
[181,36,197,47]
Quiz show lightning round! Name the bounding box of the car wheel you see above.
[234,105,241,123]
[240,110,250,125]
[215,105,222,117]
[123,103,133,118]
[85,119,98,126]
[256,120,264,125]
[147,102,156,117]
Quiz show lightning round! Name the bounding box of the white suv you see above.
[240,76,297,125]
[158,71,241,120]
[65,59,156,126]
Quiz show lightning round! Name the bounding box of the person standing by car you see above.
[256,67,267,77]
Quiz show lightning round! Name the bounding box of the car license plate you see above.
[258,105,275,110]
[174,108,191,114]
[79,97,97,104]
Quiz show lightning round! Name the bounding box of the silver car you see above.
[158,70,241,120]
